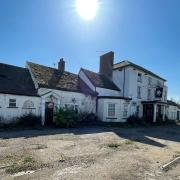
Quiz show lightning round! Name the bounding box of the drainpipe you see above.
[123,67,126,97]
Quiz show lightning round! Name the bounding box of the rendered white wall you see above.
[38,88,96,114]
[167,105,178,120]
[79,70,96,92]
[0,93,41,123]
[96,87,122,97]
[97,98,130,122]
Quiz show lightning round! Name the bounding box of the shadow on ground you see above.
[0,124,180,148]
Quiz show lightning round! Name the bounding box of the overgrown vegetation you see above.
[54,107,97,128]
[17,113,41,127]
[5,156,38,174]
[0,114,41,128]
[126,115,148,126]
[107,140,135,149]
[54,108,80,128]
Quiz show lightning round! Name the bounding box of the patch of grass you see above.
[124,140,135,145]
[59,154,66,162]
[35,144,47,150]
[107,140,136,149]
[5,156,38,175]
[107,143,121,149]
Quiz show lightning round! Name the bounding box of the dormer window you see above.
[138,73,142,82]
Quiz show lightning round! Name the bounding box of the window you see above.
[148,89,151,100]
[164,91,167,101]
[65,104,79,112]
[137,86,141,99]
[108,103,116,117]
[123,103,128,117]
[9,99,16,108]
[136,106,140,116]
[138,73,142,82]
[23,100,34,109]
[157,80,161,87]
[148,77,152,85]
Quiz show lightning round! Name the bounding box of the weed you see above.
[124,140,135,145]
[107,143,121,149]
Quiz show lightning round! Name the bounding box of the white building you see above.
[166,100,180,121]
[113,60,168,122]
[0,51,178,125]
[0,52,131,125]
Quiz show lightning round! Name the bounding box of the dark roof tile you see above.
[81,68,120,91]
[0,63,38,96]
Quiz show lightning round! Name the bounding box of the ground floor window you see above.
[107,103,116,117]
[123,103,129,117]
[65,104,79,112]
[9,99,16,108]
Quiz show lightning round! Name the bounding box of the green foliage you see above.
[17,113,41,127]
[54,108,80,128]
[127,115,147,126]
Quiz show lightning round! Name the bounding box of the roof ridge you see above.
[27,61,78,76]
[0,62,26,70]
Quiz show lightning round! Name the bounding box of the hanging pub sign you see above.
[155,87,163,98]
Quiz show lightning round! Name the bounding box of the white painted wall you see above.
[96,87,122,97]
[38,88,96,113]
[79,70,96,92]
[0,93,41,123]
[97,98,130,122]
[166,105,178,120]
[113,66,167,117]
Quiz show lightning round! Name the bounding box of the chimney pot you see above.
[58,58,65,72]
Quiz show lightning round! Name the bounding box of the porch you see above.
[142,101,167,123]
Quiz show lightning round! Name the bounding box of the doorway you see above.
[177,111,180,121]
[143,104,154,123]
[45,102,54,126]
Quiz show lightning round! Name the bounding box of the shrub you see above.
[17,113,41,127]
[54,108,80,128]
[126,115,148,126]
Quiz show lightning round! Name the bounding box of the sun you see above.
[76,0,99,21]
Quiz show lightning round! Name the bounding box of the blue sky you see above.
[0,0,180,100]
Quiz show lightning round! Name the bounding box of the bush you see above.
[17,113,41,127]
[54,108,80,128]
[127,115,147,126]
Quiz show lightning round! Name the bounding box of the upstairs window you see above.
[137,86,141,99]
[157,80,161,87]
[9,99,16,108]
[107,103,116,117]
[148,89,151,100]
[148,77,152,85]
[138,73,142,82]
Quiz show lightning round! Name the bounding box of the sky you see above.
[0,0,180,100]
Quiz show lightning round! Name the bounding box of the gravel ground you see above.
[0,125,180,180]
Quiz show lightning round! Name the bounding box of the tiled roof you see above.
[27,62,96,95]
[81,68,120,91]
[0,63,38,96]
[113,60,166,81]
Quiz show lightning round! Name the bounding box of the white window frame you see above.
[9,99,17,108]
[64,103,79,112]
[137,86,141,99]
[107,103,116,118]
[148,77,152,85]
[148,89,151,100]
[137,73,142,82]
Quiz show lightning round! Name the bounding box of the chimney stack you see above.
[99,51,114,79]
[58,58,65,72]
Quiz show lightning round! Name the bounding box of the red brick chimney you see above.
[99,51,114,79]
[58,58,65,72]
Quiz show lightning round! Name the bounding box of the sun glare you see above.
[76,0,99,21]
